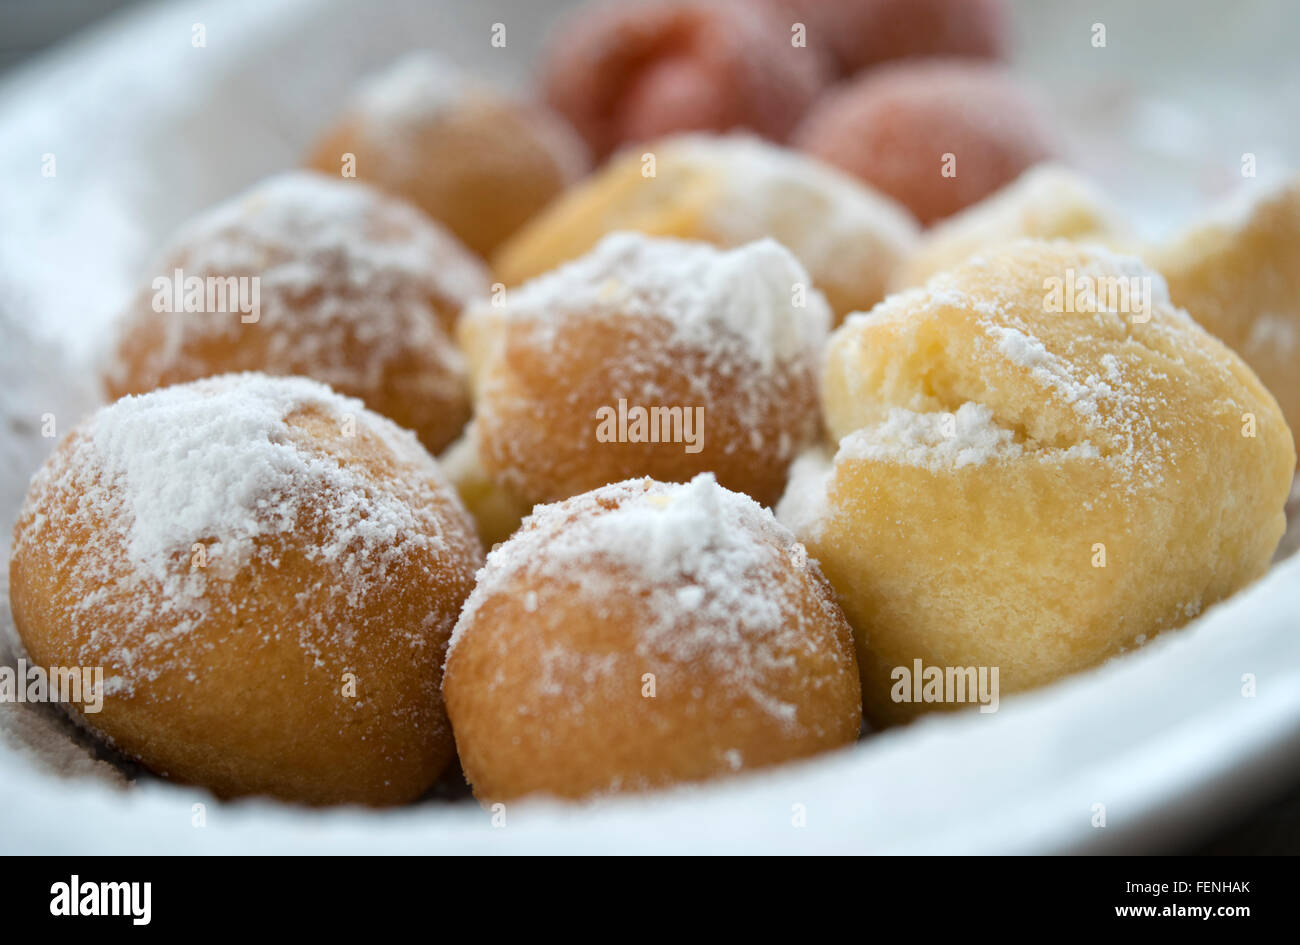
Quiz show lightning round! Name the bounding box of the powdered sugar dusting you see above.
[143,170,488,315]
[349,51,475,128]
[668,133,919,276]
[485,232,830,374]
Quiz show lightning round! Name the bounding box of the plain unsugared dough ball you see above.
[1149,178,1300,458]
[541,0,829,163]
[103,171,488,455]
[307,53,589,257]
[795,61,1059,226]
[8,374,483,805]
[493,133,918,323]
[778,241,1294,725]
[891,164,1132,289]
[461,232,830,509]
[443,474,862,801]
[760,0,1009,76]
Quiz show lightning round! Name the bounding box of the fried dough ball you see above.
[795,60,1059,225]
[1149,178,1300,458]
[462,232,830,509]
[891,164,1132,289]
[493,133,918,322]
[778,241,1294,725]
[103,171,487,455]
[541,0,829,162]
[8,374,483,805]
[306,53,589,257]
[443,474,862,801]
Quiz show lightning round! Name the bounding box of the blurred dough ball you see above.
[761,0,1009,76]
[8,374,483,805]
[443,474,862,801]
[891,164,1132,289]
[462,232,829,509]
[493,133,918,322]
[0,303,98,539]
[439,422,533,549]
[307,53,589,258]
[780,241,1293,725]
[1149,178,1300,457]
[103,171,487,455]
[541,0,829,163]
[795,60,1059,226]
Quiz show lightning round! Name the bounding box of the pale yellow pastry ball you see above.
[779,240,1294,725]
[890,163,1131,289]
[492,133,918,323]
[1149,178,1300,458]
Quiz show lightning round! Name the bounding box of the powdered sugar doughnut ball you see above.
[1150,178,1300,457]
[443,474,861,801]
[494,133,918,323]
[307,53,589,257]
[8,374,482,805]
[461,232,830,509]
[795,61,1059,226]
[892,164,1132,289]
[541,0,829,163]
[760,0,1009,77]
[779,241,1294,725]
[104,171,488,455]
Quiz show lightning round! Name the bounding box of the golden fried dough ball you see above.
[103,171,487,455]
[540,0,829,163]
[493,133,917,323]
[891,164,1131,289]
[8,374,483,805]
[443,474,862,801]
[778,241,1294,725]
[462,232,829,509]
[795,60,1059,225]
[307,53,589,257]
[1149,178,1300,458]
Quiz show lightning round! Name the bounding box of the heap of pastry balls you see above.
[10,20,1300,809]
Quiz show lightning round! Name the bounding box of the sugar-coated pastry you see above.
[462,232,830,509]
[891,164,1131,289]
[795,61,1059,225]
[541,0,829,162]
[759,0,1009,77]
[8,374,483,805]
[439,422,533,549]
[493,133,918,322]
[1149,178,1300,458]
[103,171,487,455]
[778,241,1294,725]
[307,53,589,257]
[443,474,862,801]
